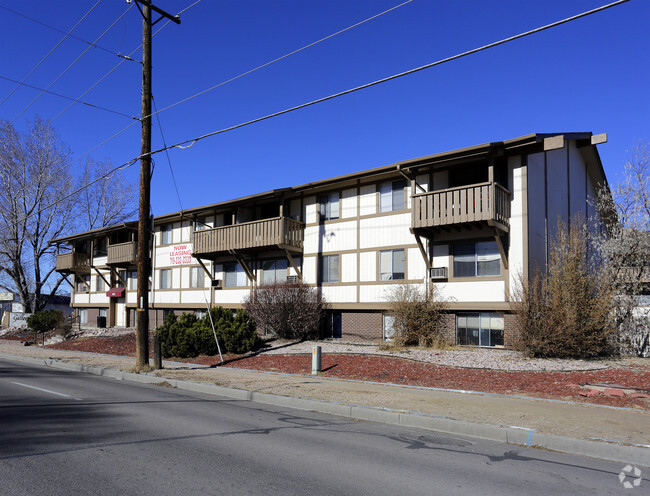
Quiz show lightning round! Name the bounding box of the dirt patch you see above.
[36,334,650,410]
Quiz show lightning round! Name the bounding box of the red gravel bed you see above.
[39,335,650,411]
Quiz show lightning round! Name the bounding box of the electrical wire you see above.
[152,95,184,213]
[149,0,414,120]
[0,0,629,236]
[0,0,104,107]
[11,4,135,123]
[0,74,137,119]
[48,0,412,159]
[48,0,201,124]
[0,3,141,63]
[148,0,631,157]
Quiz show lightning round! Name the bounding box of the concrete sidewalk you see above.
[0,342,648,466]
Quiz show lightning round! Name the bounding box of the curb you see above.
[1,352,648,466]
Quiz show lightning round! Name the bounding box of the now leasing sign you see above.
[169,244,193,265]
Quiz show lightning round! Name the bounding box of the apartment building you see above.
[52,132,609,347]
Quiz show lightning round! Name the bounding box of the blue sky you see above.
[0,0,648,218]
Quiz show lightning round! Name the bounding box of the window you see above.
[319,254,339,283]
[319,192,339,220]
[161,224,172,244]
[76,275,90,292]
[99,308,107,318]
[224,263,247,287]
[195,217,208,231]
[96,275,105,292]
[94,237,108,257]
[379,179,406,212]
[379,249,405,281]
[116,270,127,288]
[261,259,288,284]
[453,241,500,277]
[128,271,137,291]
[163,309,175,322]
[383,314,395,341]
[78,309,88,325]
[322,312,342,339]
[190,266,204,288]
[160,269,172,289]
[456,312,504,347]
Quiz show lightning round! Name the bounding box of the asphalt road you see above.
[0,360,645,495]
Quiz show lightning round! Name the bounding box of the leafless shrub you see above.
[512,218,616,359]
[386,284,447,348]
[243,282,327,340]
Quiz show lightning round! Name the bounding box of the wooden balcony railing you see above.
[193,217,304,257]
[412,182,511,230]
[107,241,137,266]
[55,252,91,273]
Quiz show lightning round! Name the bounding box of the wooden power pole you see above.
[134,1,180,370]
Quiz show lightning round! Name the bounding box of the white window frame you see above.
[190,266,204,288]
[453,240,501,278]
[224,263,247,287]
[319,191,340,220]
[379,179,406,212]
[160,268,172,289]
[319,254,339,283]
[161,224,172,245]
[379,249,405,281]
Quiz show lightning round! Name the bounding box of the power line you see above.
[152,95,184,212]
[149,0,631,157]
[48,0,202,124]
[0,0,104,107]
[0,3,141,63]
[0,74,137,119]
[0,0,629,236]
[48,0,411,158]
[11,4,135,123]
[150,0,414,120]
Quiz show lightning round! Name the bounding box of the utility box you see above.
[97,316,106,328]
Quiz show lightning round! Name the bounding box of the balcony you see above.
[193,217,304,258]
[55,252,91,273]
[412,182,510,233]
[107,241,137,266]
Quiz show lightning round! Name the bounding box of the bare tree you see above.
[0,118,137,313]
[78,157,137,231]
[596,143,650,356]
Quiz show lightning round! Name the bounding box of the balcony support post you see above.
[492,228,508,271]
[196,257,213,280]
[110,268,128,288]
[410,229,432,271]
[93,267,110,287]
[63,275,74,289]
[232,252,255,284]
[283,248,303,280]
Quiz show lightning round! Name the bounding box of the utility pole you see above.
[133,0,180,370]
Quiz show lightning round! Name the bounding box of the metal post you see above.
[153,334,162,369]
[312,345,322,375]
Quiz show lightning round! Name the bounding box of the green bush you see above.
[156,307,262,358]
[27,310,63,336]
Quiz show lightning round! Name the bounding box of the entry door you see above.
[116,299,126,327]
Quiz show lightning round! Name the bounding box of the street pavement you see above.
[0,341,648,467]
[1,359,646,496]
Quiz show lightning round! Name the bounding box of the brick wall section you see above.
[503,312,518,349]
[341,312,383,342]
[440,313,456,346]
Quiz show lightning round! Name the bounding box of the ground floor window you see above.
[79,309,88,325]
[322,312,342,339]
[456,312,504,347]
[383,314,395,341]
